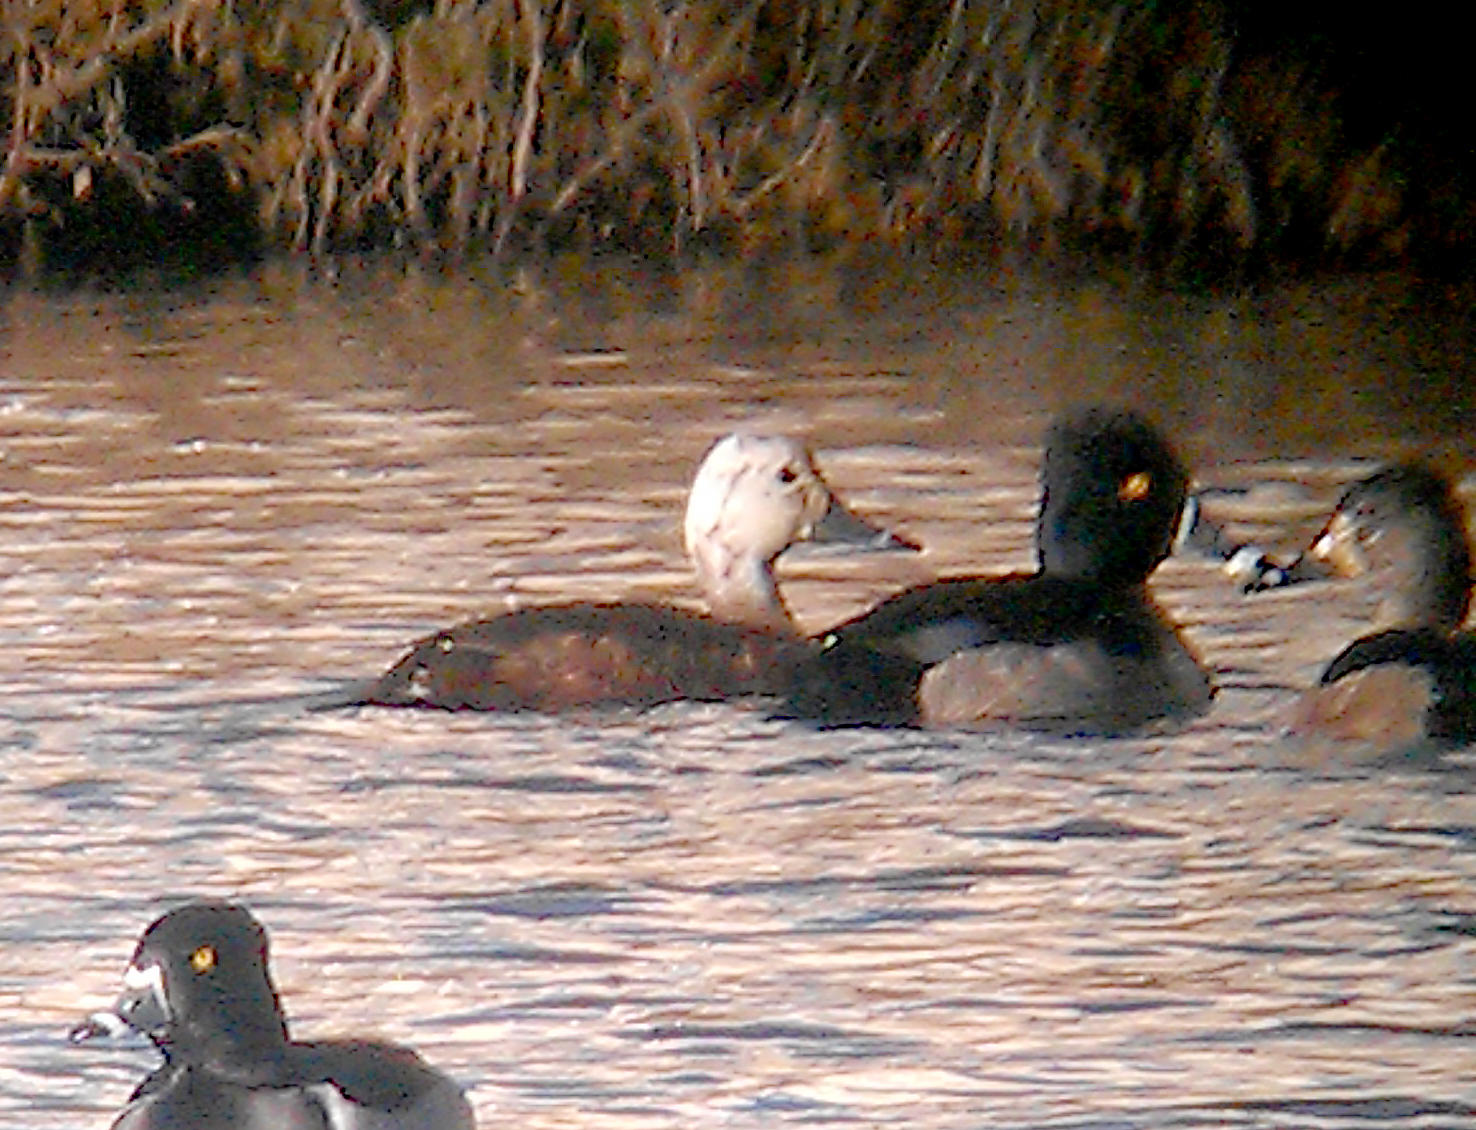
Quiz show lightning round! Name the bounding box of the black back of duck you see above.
[1306,628,1476,749]
[784,575,1211,731]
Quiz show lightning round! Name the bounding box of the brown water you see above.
[2,258,1475,1128]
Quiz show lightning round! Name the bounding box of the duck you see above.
[69,901,475,1130]
[1269,463,1476,754]
[359,432,916,710]
[781,406,1213,732]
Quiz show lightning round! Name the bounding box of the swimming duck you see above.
[1273,464,1476,753]
[782,407,1213,732]
[70,901,475,1130]
[361,433,915,710]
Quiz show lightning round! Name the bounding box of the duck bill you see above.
[1308,512,1367,578]
[797,499,920,557]
[69,962,169,1045]
[1172,494,1345,591]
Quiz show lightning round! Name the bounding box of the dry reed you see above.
[0,0,1427,273]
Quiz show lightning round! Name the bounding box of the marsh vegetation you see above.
[1,0,1450,277]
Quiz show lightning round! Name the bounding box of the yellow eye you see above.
[1119,471,1151,502]
[190,945,217,974]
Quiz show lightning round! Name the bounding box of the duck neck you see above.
[695,546,795,634]
[167,1009,290,1076]
[1378,567,1470,634]
[166,975,291,1073]
[1370,523,1471,633]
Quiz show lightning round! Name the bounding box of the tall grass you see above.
[0,0,1424,273]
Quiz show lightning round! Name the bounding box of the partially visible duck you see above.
[783,407,1213,733]
[70,901,475,1130]
[362,433,915,710]
[1273,464,1476,753]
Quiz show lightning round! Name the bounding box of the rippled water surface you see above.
[2,260,1475,1128]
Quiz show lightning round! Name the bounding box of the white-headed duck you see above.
[361,433,915,710]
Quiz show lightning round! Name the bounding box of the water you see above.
[1,259,1474,1128]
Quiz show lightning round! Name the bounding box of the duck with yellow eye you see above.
[358,432,916,711]
[783,406,1213,732]
[1267,463,1476,755]
[70,901,476,1130]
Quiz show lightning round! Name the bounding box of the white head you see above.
[686,435,831,560]
[683,433,915,632]
[683,435,831,631]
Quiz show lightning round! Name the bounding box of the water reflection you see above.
[1,260,1474,1128]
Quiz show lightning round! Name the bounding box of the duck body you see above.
[1310,628,1476,748]
[115,1039,471,1130]
[784,408,1212,733]
[359,433,912,712]
[1282,464,1476,755]
[799,574,1209,731]
[365,603,813,710]
[72,902,474,1130]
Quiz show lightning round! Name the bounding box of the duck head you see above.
[684,433,914,632]
[1307,463,1471,633]
[70,901,289,1065]
[1037,407,1189,588]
